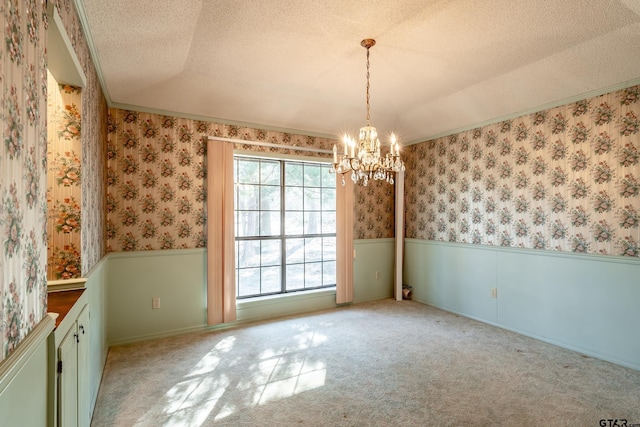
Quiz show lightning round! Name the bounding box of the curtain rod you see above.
[207,136,333,154]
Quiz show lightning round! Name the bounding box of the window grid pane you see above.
[260,161,280,185]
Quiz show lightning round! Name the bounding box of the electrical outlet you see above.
[491,288,497,299]
[152,297,161,309]
[375,271,380,279]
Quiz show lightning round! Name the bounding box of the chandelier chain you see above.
[365,46,371,125]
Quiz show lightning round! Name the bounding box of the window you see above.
[234,156,336,298]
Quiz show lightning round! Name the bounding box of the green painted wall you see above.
[404,239,640,370]
[353,238,395,302]
[0,319,53,427]
[106,249,208,345]
[85,258,108,416]
[105,239,395,345]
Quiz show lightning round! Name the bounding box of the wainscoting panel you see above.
[404,240,499,323]
[106,249,208,345]
[404,239,640,370]
[0,315,54,426]
[85,257,109,416]
[353,238,395,303]
[497,250,640,369]
[106,241,395,345]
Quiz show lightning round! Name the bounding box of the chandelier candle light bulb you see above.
[331,39,405,186]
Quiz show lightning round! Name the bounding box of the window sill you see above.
[236,287,336,308]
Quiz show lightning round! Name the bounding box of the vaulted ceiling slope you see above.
[79,0,640,144]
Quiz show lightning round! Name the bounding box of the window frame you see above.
[233,153,336,299]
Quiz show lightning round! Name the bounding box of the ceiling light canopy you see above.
[331,39,405,186]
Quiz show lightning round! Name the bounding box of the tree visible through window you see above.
[234,156,336,298]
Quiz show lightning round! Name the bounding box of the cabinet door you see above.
[77,306,90,427]
[59,326,78,427]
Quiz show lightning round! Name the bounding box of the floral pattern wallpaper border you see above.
[106,109,395,253]
[405,85,640,257]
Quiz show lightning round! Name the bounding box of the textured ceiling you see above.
[79,0,640,144]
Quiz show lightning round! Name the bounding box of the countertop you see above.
[47,289,85,329]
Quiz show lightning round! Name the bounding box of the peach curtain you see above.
[206,139,236,325]
[336,175,354,304]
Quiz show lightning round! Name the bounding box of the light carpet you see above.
[91,299,640,426]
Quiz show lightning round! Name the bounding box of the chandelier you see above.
[331,38,405,186]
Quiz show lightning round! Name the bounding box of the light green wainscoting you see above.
[404,238,640,370]
[84,257,109,416]
[353,238,395,303]
[106,239,395,345]
[106,249,208,345]
[0,315,54,427]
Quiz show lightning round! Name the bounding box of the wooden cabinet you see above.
[56,303,90,427]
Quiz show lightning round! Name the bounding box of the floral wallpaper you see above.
[0,0,107,362]
[52,0,108,276]
[106,108,394,252]
[47,77,82,280]
[353,180,395,239]
[1,0,48,360]
[405,85,640,257]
